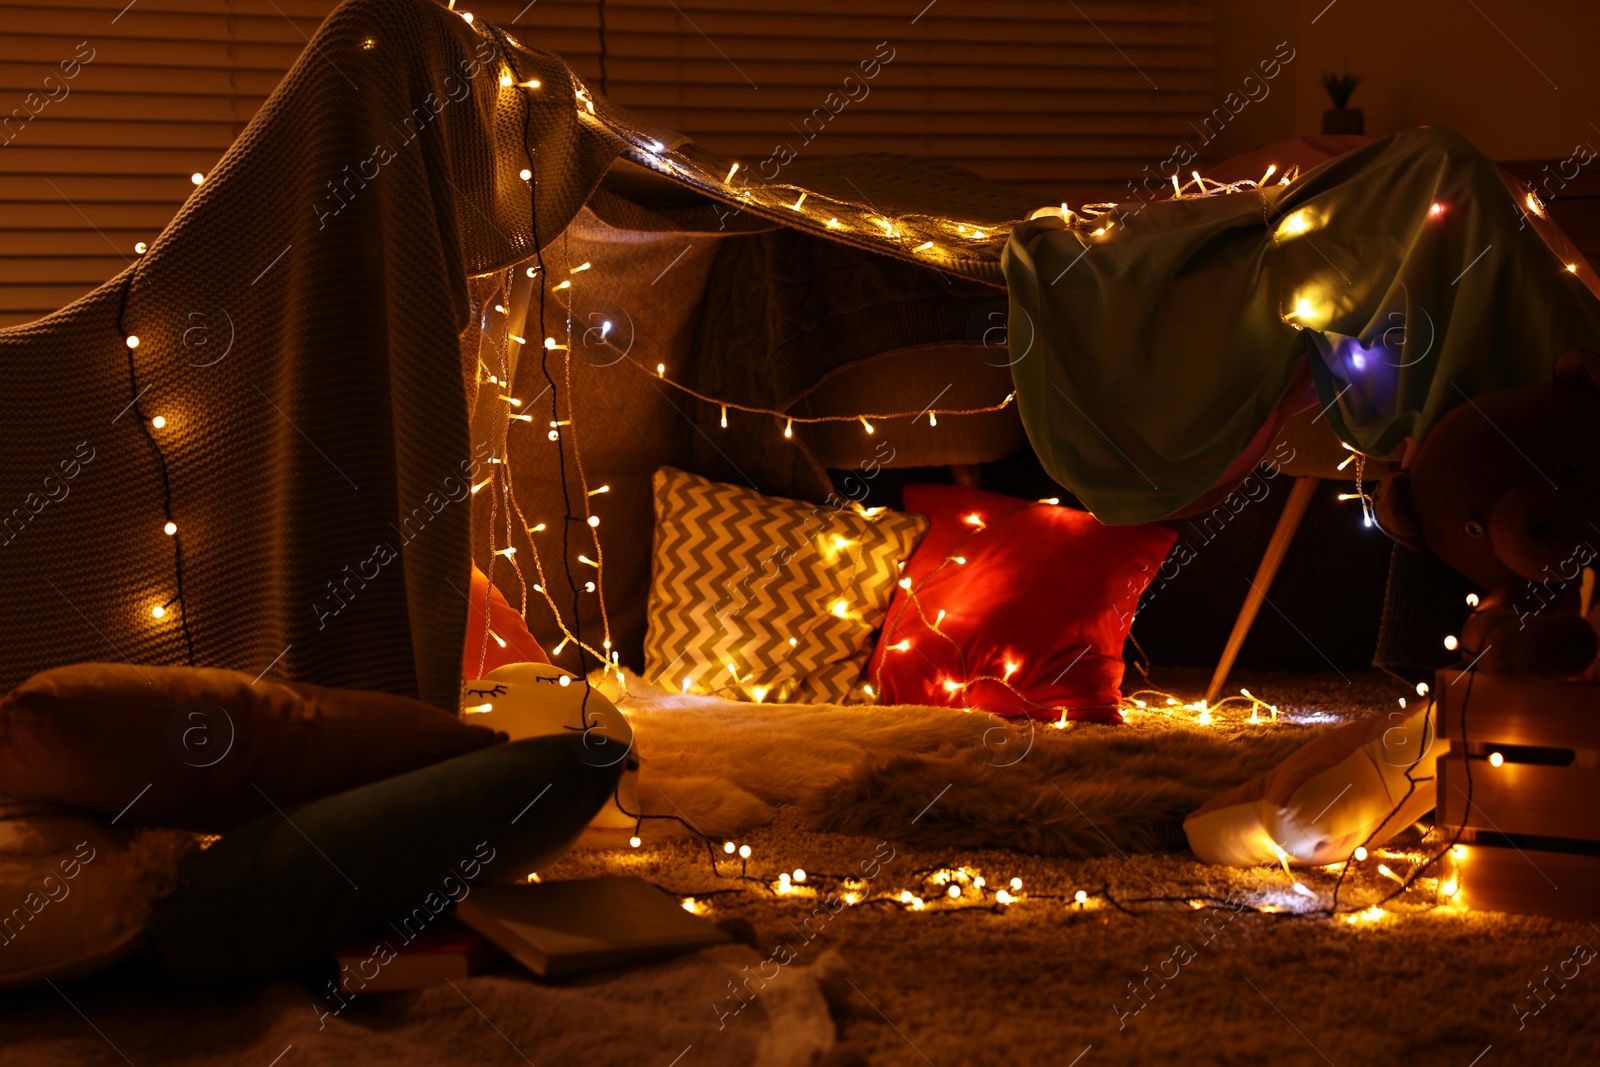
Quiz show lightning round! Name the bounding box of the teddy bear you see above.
[1371,349,1600,680]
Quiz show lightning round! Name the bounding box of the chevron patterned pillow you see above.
[644,467,929,704]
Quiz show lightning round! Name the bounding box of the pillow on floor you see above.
[464,563,550,678]
[1184,701,1446,866]
[867,484,1176,721]
[644,467,928,703]
[0,664,500,832]
[0,806,195,991]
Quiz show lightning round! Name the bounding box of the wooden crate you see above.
[1433,670,1600,922]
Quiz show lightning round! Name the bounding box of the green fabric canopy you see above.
[1003,127,1600,525]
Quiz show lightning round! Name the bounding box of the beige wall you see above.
[1205,0,1598,163]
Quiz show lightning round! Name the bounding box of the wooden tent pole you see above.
[1203,476,1320,705]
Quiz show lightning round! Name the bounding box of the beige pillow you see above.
[644,468,927,704]
[0,805,195,990]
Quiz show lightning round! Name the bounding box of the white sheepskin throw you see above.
[586,671,1333,857]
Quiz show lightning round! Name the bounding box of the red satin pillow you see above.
[463,565,550,679]
[868,485,1176,722]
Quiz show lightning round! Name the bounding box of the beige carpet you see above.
[541,667,1600,1067]
[5,668,1596,1065]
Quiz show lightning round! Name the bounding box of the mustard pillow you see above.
[644,467,927,704]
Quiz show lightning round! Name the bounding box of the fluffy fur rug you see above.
[595,670,1347,857]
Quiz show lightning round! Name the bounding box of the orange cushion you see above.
[463,565,550,678]
[0,664,499,832]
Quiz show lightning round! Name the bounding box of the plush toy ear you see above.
[1371,470,1427,552]
[1554,349,1600,395]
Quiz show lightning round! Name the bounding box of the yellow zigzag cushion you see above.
[644,467,928,705]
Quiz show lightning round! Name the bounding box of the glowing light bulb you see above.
[458,10,473,22]
[720,405,728,429]
[522,79,542,89]
[656,363,666,376]
[587,515,600,527]
[151,605,166,619]
[1525,192,1545,217]
[830,599,849,618]
[499,73,513,87]
[163,522,177,536]
[683,678,693,694]
[751,686,769,703]
[1444,635,1459,651]
[953,556,966,565]
[1441,876,1459,896]
[1039,497,1060,505]
[948,884,962,899]
[125,335,140,349]
[151,416,166,429]
[724,162,740,184]
[739,845,752,859]
[891,639,911,651]
[1466,593,1480,607]
[792,869,806,883]
[784,419,793,438]
[723,841,736,854]
[1488,751,1504,767]
[914,241,934,253]
[942,679,963,693]
[935,609,946,625]
[963,514,983,527]
[995,890,1014,905]
[827,217,840,228]
[134,241,147,254]
[490,631,507,648]
[1567,263,1580,274]
[860,417,874,434]
[190,172,204,185]
[1353,847,1367,861]
[1416,682,1430,697]
[1074,890,1088,904]
[1429,202,1444,217]
[628,835,641,848]
[464,703,493,713]
[1008,877,1022,891]
[1003,661,1019,679]
[519,168,531,181]
[1280,211,1312,235]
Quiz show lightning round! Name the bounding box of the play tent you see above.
[3,0,1596,708]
